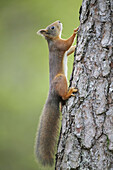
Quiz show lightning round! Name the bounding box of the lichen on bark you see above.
[55,0,113,169]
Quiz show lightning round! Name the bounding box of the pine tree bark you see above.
[55,0,113,169]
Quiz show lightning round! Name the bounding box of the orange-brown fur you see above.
[35,21,78,166]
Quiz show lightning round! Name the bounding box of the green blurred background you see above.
[0,0,82,169]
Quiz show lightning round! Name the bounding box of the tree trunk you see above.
[55,0,113,169]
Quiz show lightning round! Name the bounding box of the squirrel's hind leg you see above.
[62,87,77,100]
[52,74,77,100]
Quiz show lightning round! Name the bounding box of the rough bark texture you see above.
[55,0,113,169]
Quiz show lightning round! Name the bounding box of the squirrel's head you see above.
[37,21,62,39]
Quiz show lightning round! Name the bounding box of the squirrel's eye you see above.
[51,26,55,30]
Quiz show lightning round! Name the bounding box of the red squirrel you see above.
[35,21,78,166]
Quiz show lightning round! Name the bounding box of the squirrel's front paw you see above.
[74,27,79,33]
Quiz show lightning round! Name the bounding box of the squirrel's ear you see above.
[37,29,47,36]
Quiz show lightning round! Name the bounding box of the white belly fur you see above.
[63,52,68,79]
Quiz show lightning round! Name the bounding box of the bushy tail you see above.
[35,95,60,166]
